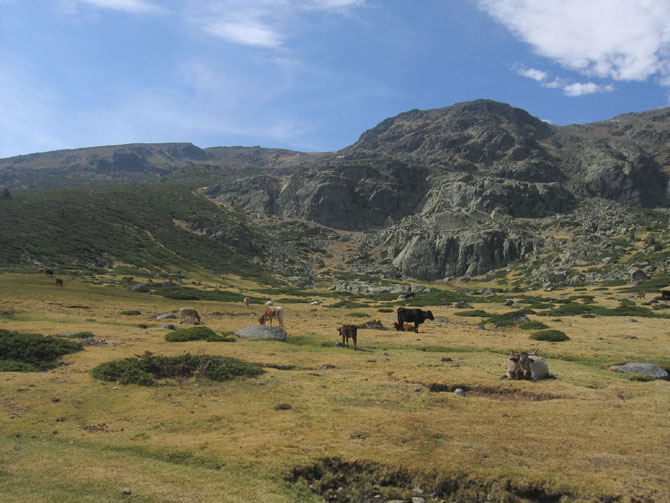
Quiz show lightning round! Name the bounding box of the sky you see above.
[1,0,670,158]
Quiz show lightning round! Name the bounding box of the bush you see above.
[120,310,142,316]
[519,321,549,330]
[91,352,263,385]
[165,326,235,342]
[529,330,570,342]
[0,329,83,371]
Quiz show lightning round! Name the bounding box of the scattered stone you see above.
[413,387,422,392]
[611,363,669,380]
[137,324,148,329]
[412,497,426,503]
[127,283,151,293]
[334,342,344,347]
[319,364,335,370]
[179,317,201,325]
[627,318,638,323]
[274,403,292,410]
[504,299,515,306]
[156,313,176,320]
[162,324,176,330]
[441,357,453,362]
[358,319,385,330]
[236,325,287,341]
[454,388,466,397]
[122,488,131,495]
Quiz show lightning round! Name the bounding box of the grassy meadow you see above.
[1,272,669,503]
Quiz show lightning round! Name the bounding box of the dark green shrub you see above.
[530,330,570,342]
[377,308,394,313]
[91,352,262,385]
[165,326,234,342]
[455,310,490,317]
[519,321,549,330]
[120,310,142,316]
[349,312,370,318]
[0,329,83,371]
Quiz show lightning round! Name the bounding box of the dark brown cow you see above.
[55,278,64,287]
[397,307,434,333]
[337,324,357,349]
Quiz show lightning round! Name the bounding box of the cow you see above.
[243,297,250,309]
[507,352,524,380]
[636,292,646,300]
[45,269,54,277]
[519,350,549,380]
[55,278,64,287]
[397,307,434,333]
[259,306,284,326]
[337,324,357,349]
[266,300,274,306]
[403,323,413,332]
[507,350,549,380]
[179,308,201,323]
[122,276,134,284]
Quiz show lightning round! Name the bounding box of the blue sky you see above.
[1,0,669,158]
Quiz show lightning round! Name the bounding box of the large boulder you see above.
[611,362,669,380]
[236,325,287,341]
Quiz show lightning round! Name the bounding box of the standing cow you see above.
[337,324,358,349]
[397,307,434,333]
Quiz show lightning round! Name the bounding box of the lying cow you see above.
[179,307,201,323]
[259,306,284,326]
[507,350,549,380]
[397,307,434,333]
[337,324,357,349]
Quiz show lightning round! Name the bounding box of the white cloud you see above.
[518,67,547,82]
[563,82,614,97]
[477,0,670,84]
[204,19,283,47]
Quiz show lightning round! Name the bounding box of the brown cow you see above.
[179,308,201,323]
[55,278,64,287]
[337,324,358,349]
[259,306,284,326]
[122,276,134,284]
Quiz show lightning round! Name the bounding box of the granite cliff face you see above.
[3,99,670,281]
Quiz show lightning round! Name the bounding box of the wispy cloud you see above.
[478,0,670,84]
[187,0,367,48]
[64,0,162,13]
[517,66,614,96]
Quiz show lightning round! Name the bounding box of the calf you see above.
[243,296,250,309]
[397,307,434,333]
[507,352,524,380]
[179,308,201,323]
[337,324,358,349]
[519,350,549,380]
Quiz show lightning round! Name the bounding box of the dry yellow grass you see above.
[1,273,669,502]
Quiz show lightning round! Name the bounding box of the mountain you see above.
[2,99,670,283]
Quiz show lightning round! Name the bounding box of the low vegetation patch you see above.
[164,326,236,342]
[455,309,490,318]
[0,329,83,371]
[91,352,263,385]
[483,309,536,327]
[120,310,142,316]
[530,330,570,342]
[519,321,549,330]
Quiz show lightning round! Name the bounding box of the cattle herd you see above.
[35,266,551,380]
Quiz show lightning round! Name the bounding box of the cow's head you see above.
[426,310,435,320]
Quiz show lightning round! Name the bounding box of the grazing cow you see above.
[122,276,134,284]
[636,292,646,299]
[55,278,64,287]
[337,324,357,349]
[179,308,201,323]
[397,307,434,333]
[259,306,284,326]
[243,297,250,309]
[45,269,54,277]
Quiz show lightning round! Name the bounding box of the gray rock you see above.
[156,313,176,320]
[162,324,176,330]
[454,388,466,397]
[611,363,668,380]
[274,403,292,410]
[236,325,288,341]
[180,318,201,325]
